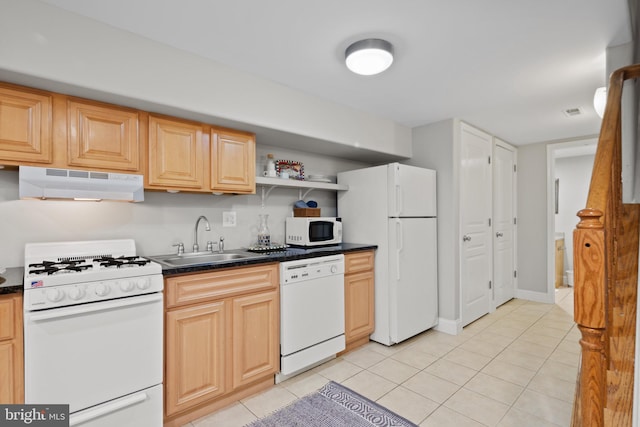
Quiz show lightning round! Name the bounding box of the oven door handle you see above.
[27,293,163,322]
[69,391,148,426]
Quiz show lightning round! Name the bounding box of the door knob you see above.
[496,232,503,237]
[462,235,471,242]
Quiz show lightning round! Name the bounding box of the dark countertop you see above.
[156,243,377,276]
[0,267,23,294]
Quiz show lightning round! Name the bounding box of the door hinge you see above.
[513,217,517,225]
[488,218,492,226]
[488,156,491,164]
[514,270,517,278]
[489,280,492,289]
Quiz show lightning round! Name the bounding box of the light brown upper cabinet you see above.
[67,99,140,172]
[146,118,256,194]
[0,82,257,195]
[146,115,206,190]
[211,128,255,194]
[0,84,53,166]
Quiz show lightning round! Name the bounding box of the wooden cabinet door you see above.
[0,294,23,404]
[231,290,279,389]
[345,271,375,342]
[67,99,140,171]
[211,128,255,194]
[148,115,204,189]
[0,85,52,165]
[165,301,226,416]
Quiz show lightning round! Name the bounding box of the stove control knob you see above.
[136,278,150,290]
[119,280,135,292]
[95,283,110,297]
[46,288,64,302]
[68,286,85,300]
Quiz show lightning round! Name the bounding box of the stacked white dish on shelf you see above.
[307,174,333,183]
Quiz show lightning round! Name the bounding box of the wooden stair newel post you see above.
[573,208,607,427]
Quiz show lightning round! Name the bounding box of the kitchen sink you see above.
[149,249,267,268]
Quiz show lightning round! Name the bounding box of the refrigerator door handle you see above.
[396,219,403,280]
[393,164,402,216]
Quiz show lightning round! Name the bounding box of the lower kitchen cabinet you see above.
[231,291,279,389]
[163,263,279,427]
[0,293,24,404]
[165,300,226,416]
[343,250,375,353]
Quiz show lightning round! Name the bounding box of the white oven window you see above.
[24,293,163,414]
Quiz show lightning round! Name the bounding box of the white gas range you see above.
[24,239,163,309]
[23,239,164,427]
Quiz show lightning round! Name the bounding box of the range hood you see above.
[19,166,144,202]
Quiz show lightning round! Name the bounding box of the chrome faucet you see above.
[193,215,211,252]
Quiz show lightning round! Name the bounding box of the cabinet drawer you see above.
[344,250,374,274]
[166,263,278,308]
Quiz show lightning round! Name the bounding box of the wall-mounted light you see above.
[593,86,607,118]
[345,39,394,76]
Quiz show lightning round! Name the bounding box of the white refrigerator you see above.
[338,163,437,345]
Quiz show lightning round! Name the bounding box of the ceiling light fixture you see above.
[593,86,607,118]
[345,39,394,76]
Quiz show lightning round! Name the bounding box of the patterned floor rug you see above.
[245,381,418,427]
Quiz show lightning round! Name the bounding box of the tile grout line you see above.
[206,294,577,426]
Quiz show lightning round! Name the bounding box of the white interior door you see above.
[493,140,516,308]
[460,123,493,327]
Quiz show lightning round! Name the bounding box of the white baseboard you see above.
[515,289,555,304]
[435,317,462,335]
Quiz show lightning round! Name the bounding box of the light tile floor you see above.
[186,287,577,427]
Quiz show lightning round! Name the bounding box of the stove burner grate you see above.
[94,256,151,268]
[29,263,93,276]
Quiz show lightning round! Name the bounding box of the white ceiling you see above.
[39,0,633,146]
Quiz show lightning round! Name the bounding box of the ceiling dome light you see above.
[345,39,394,76]
[593,86,607,118]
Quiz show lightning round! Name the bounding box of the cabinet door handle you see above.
[496,232,503,238]
[462,235,471,242]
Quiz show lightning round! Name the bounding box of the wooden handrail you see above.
[572,63,640,427]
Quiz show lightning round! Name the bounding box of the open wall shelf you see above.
[255,176,348,207]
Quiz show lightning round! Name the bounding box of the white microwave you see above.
[285,217,342,247]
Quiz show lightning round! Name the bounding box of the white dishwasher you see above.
[278,254,345,382]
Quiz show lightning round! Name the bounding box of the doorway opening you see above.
[546,138,597,303]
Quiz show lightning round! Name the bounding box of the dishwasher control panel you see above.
[280,254,344,284]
